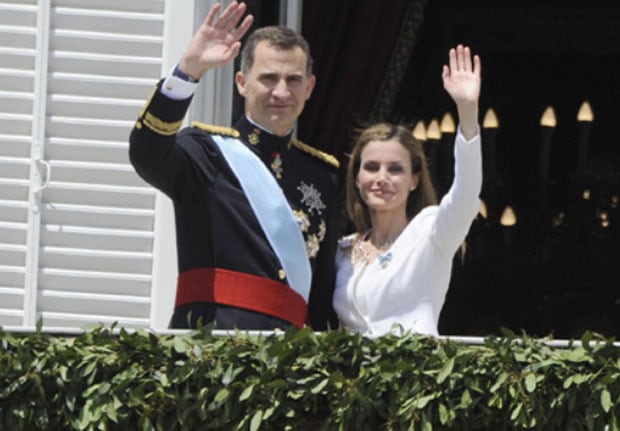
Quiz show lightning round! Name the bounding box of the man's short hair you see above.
[240,25,314,76]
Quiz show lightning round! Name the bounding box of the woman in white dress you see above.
[333,45,482,337]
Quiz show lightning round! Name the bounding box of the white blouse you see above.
[333,128,482,337]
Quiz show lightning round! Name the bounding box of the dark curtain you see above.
[298,0,427,161]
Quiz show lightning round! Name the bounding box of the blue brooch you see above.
[378,252,393,268]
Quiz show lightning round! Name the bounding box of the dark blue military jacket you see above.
[129,80,341,330]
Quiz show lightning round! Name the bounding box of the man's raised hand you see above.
[179,2,254,80]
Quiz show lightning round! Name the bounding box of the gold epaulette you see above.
[290,138,340,169]
[191,121,241,138]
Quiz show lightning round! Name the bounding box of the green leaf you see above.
[158,371,170,387]
[488,393,503,409]
[80,361,97,379]
[106,403,118,423]
[263,406,275,421]
[573,374,589,385]
[500,327,516,338]
[239,384,254,401]
[510,402,523,421]
[173,337,186,354]
[490,372,508,393]
[581,331,592,347]
[560,348,590,363]
[250,409,263,431]
[508,385,517,398]
[142,417,153,431]
[525,373,536,393]
[311,378,328,394]
[222,364,234,385]
[414,392,440,409]
[438,403,449,425]
[600,389,612,413]
[214,388,230,403]
[611,413,619,431]
[98,382,111,395]
[437,357,454,384]
[59,365,69,382]
[77,405,92,430]
[113,396,123,410]
[83,384,100,399]
[460,390,472,408]
[287,389,304,400]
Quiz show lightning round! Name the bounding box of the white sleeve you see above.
[409,300,440,337]
[431,126,483,256]
[160,67,199,100]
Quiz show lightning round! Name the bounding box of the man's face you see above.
[235,41,316,136]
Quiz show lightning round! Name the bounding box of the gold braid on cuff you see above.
[141,111,184,136]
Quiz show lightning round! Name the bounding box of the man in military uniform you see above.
[129,2,340,330]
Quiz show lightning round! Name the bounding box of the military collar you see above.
[233,116,293,155]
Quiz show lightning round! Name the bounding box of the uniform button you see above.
[278,269,286,280]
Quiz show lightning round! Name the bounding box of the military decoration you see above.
[317,219,326,242]
[297,181,325,215]
[248,128,260,146]
[306,234,320,258]
[293,209,310,232]
[271,151,283,179]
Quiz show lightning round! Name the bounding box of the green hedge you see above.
[1,324,619,430]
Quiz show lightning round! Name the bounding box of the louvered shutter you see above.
[40,0,170,328]
[0,0,172,329]
[0,0,40,326]
[1,0,262,330]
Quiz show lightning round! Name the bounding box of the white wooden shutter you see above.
[0,0,247,330]
[0,0,168,329]
[0,0,40,326]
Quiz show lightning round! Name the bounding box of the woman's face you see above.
[356,138,419,216]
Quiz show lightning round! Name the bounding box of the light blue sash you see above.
[212,135,311,302]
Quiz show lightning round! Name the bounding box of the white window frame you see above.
[0,0,302,331]
[150,0,303,329]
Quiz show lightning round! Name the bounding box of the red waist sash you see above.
[175,267,307,328]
